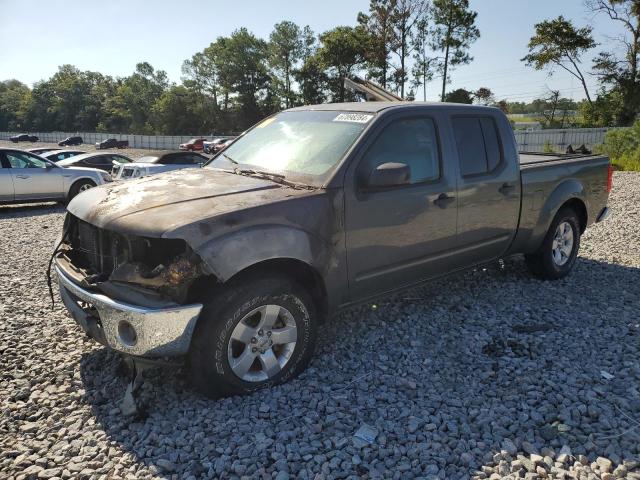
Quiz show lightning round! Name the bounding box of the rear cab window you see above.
[452,116,503,177]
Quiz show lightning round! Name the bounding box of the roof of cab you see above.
[286,101,501,114]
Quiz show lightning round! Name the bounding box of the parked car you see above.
[212,138,234,153]
[10,134,38,143]
[112,151,207,180]
[54,102,611,399]
[42,149,86,162]
[27,147,56,155]
[179,138,205,151]
[0,148,111,204]
[96,138,129,150]
[57,152,132,172]
[58,136,83,146]
[203,138,226,154]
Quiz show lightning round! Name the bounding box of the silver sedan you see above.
[0,148,111,204]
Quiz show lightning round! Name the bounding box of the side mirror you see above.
[366,162,411,189]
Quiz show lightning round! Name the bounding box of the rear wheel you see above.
[525,207,581,280]
[68,179,96,201]
[189,273,317,398]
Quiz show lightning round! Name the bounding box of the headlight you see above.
[99,171,112,182]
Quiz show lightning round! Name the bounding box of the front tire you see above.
[189,273,317,398]
[525,207,581,280]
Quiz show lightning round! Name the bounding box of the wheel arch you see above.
[66,176,97,199]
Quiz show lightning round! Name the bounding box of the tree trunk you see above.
[441,4,454,102]
[441,41,450,102]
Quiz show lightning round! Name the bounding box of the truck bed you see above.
[519,151,604,167]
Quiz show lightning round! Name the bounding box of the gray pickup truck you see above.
[53,102,611,398]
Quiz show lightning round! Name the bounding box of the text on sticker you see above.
[333,113,373,124]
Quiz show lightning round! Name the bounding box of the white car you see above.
[112,151,207,180]
[0,148,111,204]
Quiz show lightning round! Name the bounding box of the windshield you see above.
[138,156,159,163]
[206,110,374,184]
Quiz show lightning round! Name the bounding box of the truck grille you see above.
[75,220,115,275]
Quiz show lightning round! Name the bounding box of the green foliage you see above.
[587,0,640,125]
[317,26,370,102]
[444,88,473,103]
[543,140,555,153]
[580,89,624,127]
[430,0,480,101]
[0,80,31,130]
[594,121,640,171]
[269,21,304,108]
[522,16,595,103]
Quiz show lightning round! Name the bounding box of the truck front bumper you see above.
[55,264,202,357]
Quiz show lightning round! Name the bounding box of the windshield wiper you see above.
[236,168,284,178]
[222,153,238,164]
[234,168,314,190]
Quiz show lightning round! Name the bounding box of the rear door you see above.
[5,151,64,200]
[0,153,15,201]
[451,114,521,264]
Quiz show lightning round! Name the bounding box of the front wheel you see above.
[525,207,581,280]
[189,274,317,398]
[68,179,96,201]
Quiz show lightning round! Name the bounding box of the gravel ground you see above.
[0,140,202,161]
[1,172,639,480]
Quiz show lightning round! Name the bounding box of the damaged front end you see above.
[53,213,208,358]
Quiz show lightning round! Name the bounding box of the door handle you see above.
[499,183,516,195]
[433,193,455,208]
[16,175,30,179]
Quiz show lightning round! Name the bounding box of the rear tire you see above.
[68,179,96,201]
[525,207,581,280]
[189,273,317,398]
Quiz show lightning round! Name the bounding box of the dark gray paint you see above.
[66,103,611,314]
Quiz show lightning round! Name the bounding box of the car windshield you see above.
[138,156,159,163]
[206,110,373,185]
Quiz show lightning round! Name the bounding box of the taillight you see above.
[606,164,613,193]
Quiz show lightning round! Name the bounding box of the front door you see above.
[345,114,458,301]
[451,115,521,264]
[0,155,15,201]
[5,151,64,200]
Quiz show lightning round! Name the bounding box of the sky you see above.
[0,0,627,102]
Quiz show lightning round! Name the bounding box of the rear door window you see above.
[452,117,503,177]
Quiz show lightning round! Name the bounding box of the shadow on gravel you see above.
[77,256,640,479]
[0,203,63,218]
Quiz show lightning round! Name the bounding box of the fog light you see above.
[117,320,137,347]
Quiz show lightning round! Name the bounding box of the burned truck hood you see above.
[67,168,312,237]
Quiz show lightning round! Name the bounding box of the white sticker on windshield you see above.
[333,113,374,124]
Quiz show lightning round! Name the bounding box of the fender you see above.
[190,224,329,282]
[530,178,588,250]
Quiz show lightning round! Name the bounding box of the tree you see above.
[215,29,271,129]
[495,99,509,114]
[358,0,396,89]
[317,26,369,102]
[474,86,494,105]
[444,88,473,103]
[411,15,436,101]
[430,0,480,101]
[522,16,596,104]
[587,0,640,125]
[388,0,429,97]
[0,80,30,130]
[269,21,304,108]
[118,62,169,133]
